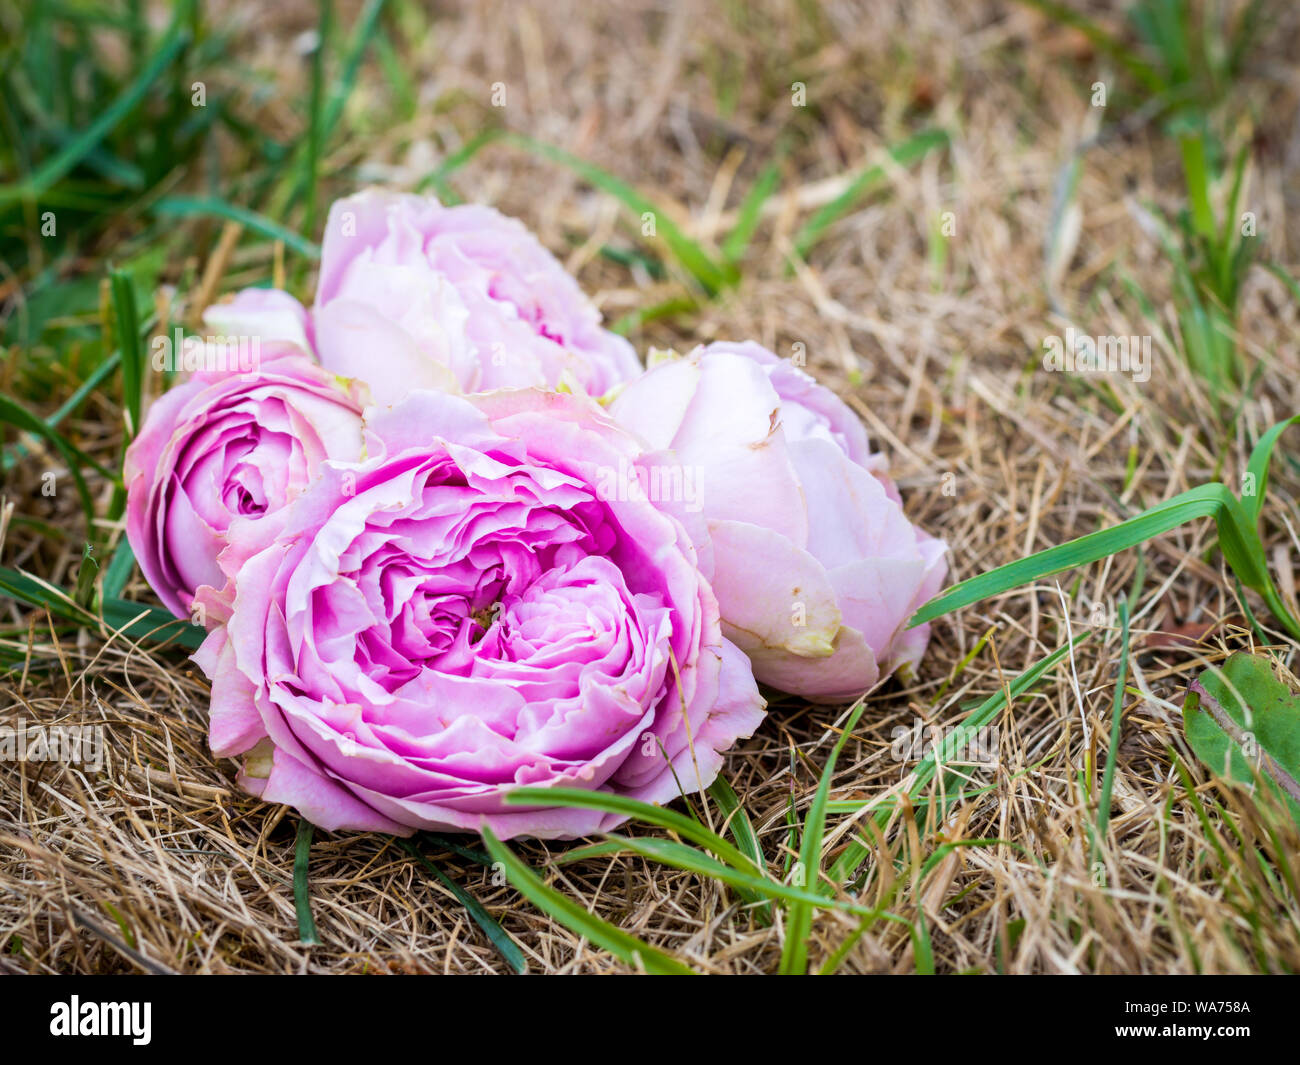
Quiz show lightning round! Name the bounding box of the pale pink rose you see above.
[609,341,947,703]
[303,189,641,403]
[124,349,366,619]
[193,389,765,839]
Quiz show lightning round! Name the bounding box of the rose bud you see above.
[609,341,947,704]
[124,349,366,620]
[193,389,765,839]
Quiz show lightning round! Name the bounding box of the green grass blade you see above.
[0,5,193,204]
[99,599,203,650]
[828,634,1090,884]
[294,818,320,945]
[100,540,135,601]
[73,543,98,610]
[504,133,732,295]
[603,834,884,918]
[505,786,764,878]
[707,778,764,870]
[1016,0,1163,92]
[722,160,780,263]
[109,268,143,440]
[398,838,527,974]
[780,697,870,974]
[910,484,1252,627]
[791,128,949,260]
[302,0,333,240]
[481,826,694,974]
[1095,599,1130,859]
[1242,414,1300,526]
[153,196,321,259]
[0,564,201,650]
[0,395,96,529]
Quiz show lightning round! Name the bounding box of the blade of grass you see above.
[100,539,134,600]
[1094,599,1131,863]
[109,268,143,440]
[828,634,1089,884]
[294,818,320,946]
[791,128,949,260]
[505,786,764,878]
[721,159,780,263]
[909,483,1279,632]
[481,826,694,974]
[302,0,333,241]
[0,3,193,205]
[780,696,870,974]
[73,543,98,610]
[0,395,96,529]
[397,837,527,974]
[708,775,770,920]
[152,196,321,259]
[504,132,732,295]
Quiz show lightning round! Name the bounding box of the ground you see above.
[2,0,1300,973]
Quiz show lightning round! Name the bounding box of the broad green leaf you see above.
[1183,651,1300,824]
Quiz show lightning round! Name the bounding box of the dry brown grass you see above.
[4,0,1300,974]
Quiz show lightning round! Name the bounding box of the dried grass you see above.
[3,0,1300,973]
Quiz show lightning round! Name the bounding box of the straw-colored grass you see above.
[3,0,1300,973]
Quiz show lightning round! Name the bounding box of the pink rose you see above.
[301,188,638,403]
[194,389,765,839]
[124,350,366,619]
[609,341,948,703]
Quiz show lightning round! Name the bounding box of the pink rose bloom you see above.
[609,341,948,704]
[295,188,636,403]
[124,349,366,619]
[194,389,764,839]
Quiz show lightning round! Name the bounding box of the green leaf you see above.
[481,826,694,974]
[1183,651,1300,824]
[398,838,527,974]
